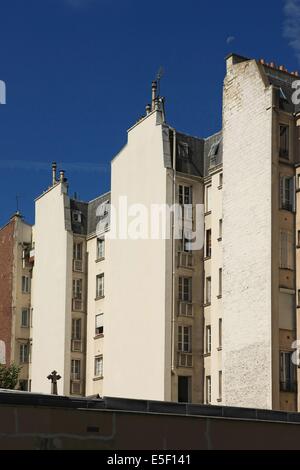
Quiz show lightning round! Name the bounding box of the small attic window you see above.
[72,210,82,224]
[209,141,220,158]
[178,142,190,159]
[279,88,288,102]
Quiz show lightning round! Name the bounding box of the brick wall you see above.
[0,219,15,364]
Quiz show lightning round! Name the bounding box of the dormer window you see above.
[72,210,82,224]
[178,142,190,159]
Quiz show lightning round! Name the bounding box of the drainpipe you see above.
[171,128,177,373]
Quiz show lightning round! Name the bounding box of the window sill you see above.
[94,334,104,340]
[95,296,105,301]
[297,245,300,249]
[204,352,211,358]
[21,325,29,329]
[217,237,222,242]
[93,376,104,382]
[204,256,211,262]
[218,185,223,190]
[96,257,105,263]
[217,347,223,352]
[217,398,222,403]
[204,303,211,308]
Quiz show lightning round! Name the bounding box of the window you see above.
[22,276,30,294]
[280,176,295,212]
[205,277,211,305]
[97,238,105,260]
[206,376,211,404]
[73,242,83,260]
[178,277,192,303]
[178,185,192,205]
[72,319,81,340]
[20,343,29,363]
[21,309,30,328]
[95,313,104,336]
[280,351,296,392]
[280,231,294,270]
[72,211,82,223]
[205,185,212,213]
[218,268,222,297]
[94,356,103,377]
[96,274,104,298]
[178,326,192,353]
[219,371,222,400]
[72,279,83,300]
[206,229,212,258]
[71,359,81,380]
[219,219,223,240]
[178,142,190,159]
[178,376,191,403]
[181,231,192,253]
[219,173,223,188]
[205,325,211,354]
[219,318,222,349]
[279,125,289,159]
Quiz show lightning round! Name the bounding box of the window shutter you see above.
[96,314,103,328]
[292,176,296,212]
[280,176,284,209]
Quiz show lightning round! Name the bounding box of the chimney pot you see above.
[151,80,157,111]
[270,62,275,68]
[59,170,65,183]
[259,59,265,65]
[52,162,57,186]
[146,104,151,115]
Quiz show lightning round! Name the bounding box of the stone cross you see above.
[47,370,61,395]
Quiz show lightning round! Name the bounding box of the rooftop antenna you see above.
[156,66,164,97]
[16,195,20,214]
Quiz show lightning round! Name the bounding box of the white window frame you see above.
[96,274,104,299]
[22,276,30,294]
[95,313,104,336]
[206,325,211,354]
[178,325,192,353]
[94,355,103,378]
[97,238,105,260]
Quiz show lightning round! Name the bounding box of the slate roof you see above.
[69,192,111,237]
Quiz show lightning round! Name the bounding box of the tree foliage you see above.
[0,363,21,389]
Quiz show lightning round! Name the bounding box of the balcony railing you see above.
[73,259,83,272]
[177,301,193,317]
[177,352,193,368]
[178,252,194,269]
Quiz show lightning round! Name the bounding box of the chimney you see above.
[52,162,57,186]
[59,170,65,183]
[152,81,157,110]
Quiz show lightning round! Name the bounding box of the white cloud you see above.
[226,36,235,45]
[283,0,300,63]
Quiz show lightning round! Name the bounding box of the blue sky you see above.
[0,0,298,226]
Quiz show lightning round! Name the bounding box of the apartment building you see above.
[0,212,33,391]
[31,164,110,396]
[1,53,300,412]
